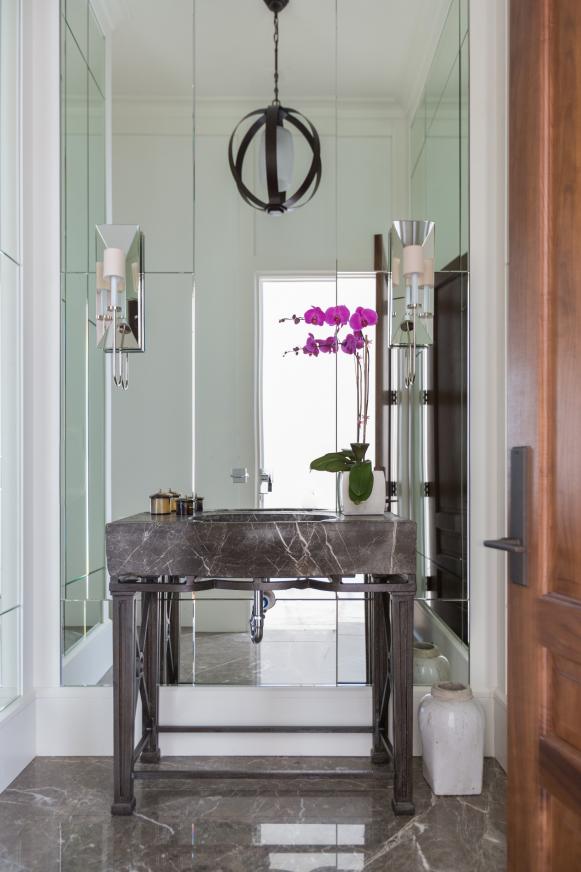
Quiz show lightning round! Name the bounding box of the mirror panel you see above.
[61,0,108,674]
[60,0,470,689]
[1,0,20,262]
[66,0,88,58]
[408,0,469,681]
[88,3,105,94]
[0,1,23,714]
[88,75,105,287]
[64,22,88,273]
[0,254,22,617]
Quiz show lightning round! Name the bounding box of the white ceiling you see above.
[111,0,452,111]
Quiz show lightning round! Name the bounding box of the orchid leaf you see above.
[349,461,374,504]
[310,452,353,473]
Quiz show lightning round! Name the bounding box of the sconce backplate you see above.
[95,224,145,354]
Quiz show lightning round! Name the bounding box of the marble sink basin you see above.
[192,510,337,523]
[106,508,416,578]
[106,510,415,579]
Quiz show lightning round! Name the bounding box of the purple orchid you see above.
[303,333,320,356]
[304,306,325,326]
[349,306,378,330]
[324,305,350,327]
[341,333,358,355]
[282,301,376,445]
[318,335,339,354]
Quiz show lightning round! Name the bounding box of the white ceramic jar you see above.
[418,682,485,795]
[413,642,450,685]
[340,469,386,515]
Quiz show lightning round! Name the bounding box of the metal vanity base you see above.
[109,574,416,817]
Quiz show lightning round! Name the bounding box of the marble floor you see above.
[0,756,506,871]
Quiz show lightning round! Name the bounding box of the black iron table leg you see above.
[370,589,391,764]
[160,587,181,685]
[390,584,415,815]
[109,571,416,818]
[140,590,161,764]
[111,585,137,816]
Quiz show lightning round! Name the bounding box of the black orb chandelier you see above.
[228,0,322,215]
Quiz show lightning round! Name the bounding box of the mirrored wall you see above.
[60,0,469,689]
[407,0,469,666]
[0,0,23,711]
[60,0,107,682]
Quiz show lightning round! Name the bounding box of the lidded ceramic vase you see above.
[418,681,485,795]
[413,641,451,685]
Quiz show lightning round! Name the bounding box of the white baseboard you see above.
[493,688,507,771]
[61,621,112,686]
[36,687,114,756]
[0,692,35,791]
[34,685,497,758]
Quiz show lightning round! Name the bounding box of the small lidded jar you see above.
[176,495,195,516]
[149,490,172,515]
[168,490,181,513]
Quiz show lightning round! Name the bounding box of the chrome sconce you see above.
[95,225,145,390]
[388,220,435,389]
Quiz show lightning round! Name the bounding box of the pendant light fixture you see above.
[228,0,322,215]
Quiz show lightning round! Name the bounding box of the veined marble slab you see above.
[105,511,416,579]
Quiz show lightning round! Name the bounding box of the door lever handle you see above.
[484,446,531,586]
[484,537,525,554]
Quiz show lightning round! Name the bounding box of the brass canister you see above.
[168,490,181,512]
[149,490,172,515]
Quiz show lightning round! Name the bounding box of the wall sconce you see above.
[388,220,435,389]
[96,225,145,391]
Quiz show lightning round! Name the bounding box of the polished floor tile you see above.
[0,757,506,871]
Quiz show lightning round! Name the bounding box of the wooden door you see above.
[508,0,581,867]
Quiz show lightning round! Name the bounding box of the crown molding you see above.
[111,95,407,138]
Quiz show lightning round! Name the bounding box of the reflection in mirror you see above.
[95,224,145,390]
[60,0,469,690]
[61,0,107,681]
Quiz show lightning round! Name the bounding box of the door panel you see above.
[509,0,581,868]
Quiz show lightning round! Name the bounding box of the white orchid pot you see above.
[418,682,485,795]
[413,642,451,685]
[340,468,386,515]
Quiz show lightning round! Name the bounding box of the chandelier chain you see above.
[273,12,280,105]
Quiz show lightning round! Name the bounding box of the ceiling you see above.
[111,0,452,111]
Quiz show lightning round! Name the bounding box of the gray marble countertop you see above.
[106,510,416,579]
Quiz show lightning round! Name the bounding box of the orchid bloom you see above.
[341,333,358,355]
[318,335,339,354]
[324,305,350,327]
[281,302,375,444]
[304,306,325,326]
[303,333,320,356]
[349,306,378,330]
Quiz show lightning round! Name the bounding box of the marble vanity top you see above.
[106,510,416,579]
